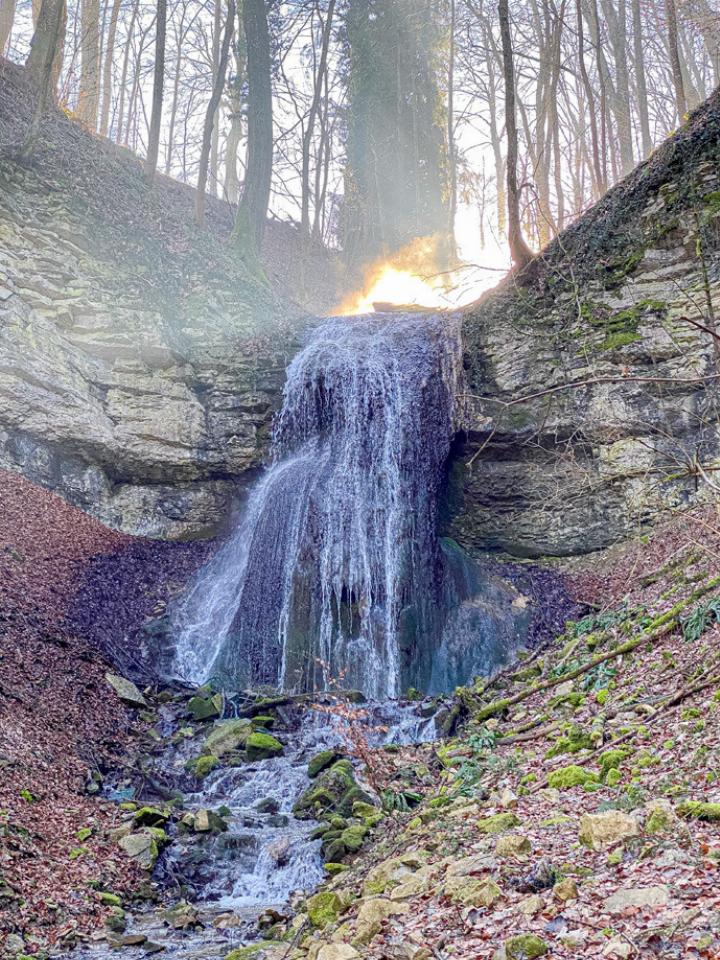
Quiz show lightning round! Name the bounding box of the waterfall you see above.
[172,312,463,699]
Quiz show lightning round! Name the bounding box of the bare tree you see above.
[145,0,167,181]
[196,0,236,224]
[233,0,272,262]
[77,0,101,128]
[1,0,17,54]
[301,0,336,237]
[665,0,688,120]
[499,0,533,266]
[99,0,122,137]
[22,0,66,157]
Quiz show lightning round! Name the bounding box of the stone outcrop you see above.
[2,62,720,556]
[452,91,720,557]
[0,126,306,540]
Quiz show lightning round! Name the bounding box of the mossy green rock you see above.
[246,732,284,760]
[204,719,252,757]
[294,760,372,820]
[352,800,378,819]
[250,715,275,729]
[99,892,122,907]
[325,862,349,876]
[341,823,368,852]
[505,934,549,959]
[133,806,168,828]
[308,749,343,778]
[185,754,220,779]
[477,812,520,834]
[547,764,599,790]
[306,890,344,928]
[188,693,223,721]
[678,800,720,820]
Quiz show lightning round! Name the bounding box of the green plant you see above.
[682,597,720,642]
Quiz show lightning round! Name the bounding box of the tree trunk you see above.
[575,0,603,195]
[0,0,17,54]
[447,0,457,247]
[225,0,246,204]
[631,0,652,157]
[665,0,687,120]
[232,0,272,262]
[144,0,167,182]
[115,0,138,142]
[99,0,122,137]
[498,0,533,268]
[22,0,66,157]
[77,0,101,129]
[196,0,236,225]
[300,0,336,236]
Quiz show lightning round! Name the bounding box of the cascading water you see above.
[172,312,463,699]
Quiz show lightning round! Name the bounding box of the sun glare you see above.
[335,228,511,316]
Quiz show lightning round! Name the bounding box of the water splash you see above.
[172,312,462,699]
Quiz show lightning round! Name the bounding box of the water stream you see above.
[66,311,531,959]
[171,312,464,699]
[68,701,435,960]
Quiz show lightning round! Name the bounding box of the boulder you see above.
[445,853,497,877]
[341,824,368,853]
[495,834,531,858]
[579,811,640,850]
[443,875,502,908]
[133,806,169,828]
[193,808,228,833]
[306,891,345,928]
[603,940,633,959]
[644,799,677,834]
[317,948,360,960]
[188,693,223,721]
[603,886,669,914]
[547,765,599,790]
[204,719,252,757]
[353,897,409,946]
[517,894,543,917]
[246,732,284,761]
[118,830,162,869]
[478,813,520,835]
[294,760,372,821]
[308,749,344,778]
[185,754,220,779]
[504,934,549,959]
[363,851,430,895]
[553,878,578,902]
[105,673,147,708]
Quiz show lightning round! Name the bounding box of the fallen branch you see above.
[470,575,720,724]
[462,371,720,410]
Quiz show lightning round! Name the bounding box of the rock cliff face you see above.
[450,90,720,557]
[2,63,719,555]
[0,63,312,540]
[0,176,301,538]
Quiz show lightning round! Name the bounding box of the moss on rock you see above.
[306,890,344,928]
[477,812,520,834]
[246,732,283,761]
[505,934,549,959]
[547,764,599,790]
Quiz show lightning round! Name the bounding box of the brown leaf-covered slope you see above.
[0,469,196,949]
[297,505,720,960]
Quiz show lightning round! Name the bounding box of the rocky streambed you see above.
[64,681,439,960]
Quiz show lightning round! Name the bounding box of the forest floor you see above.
[298,506,720,960]
[0,469,206,955]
